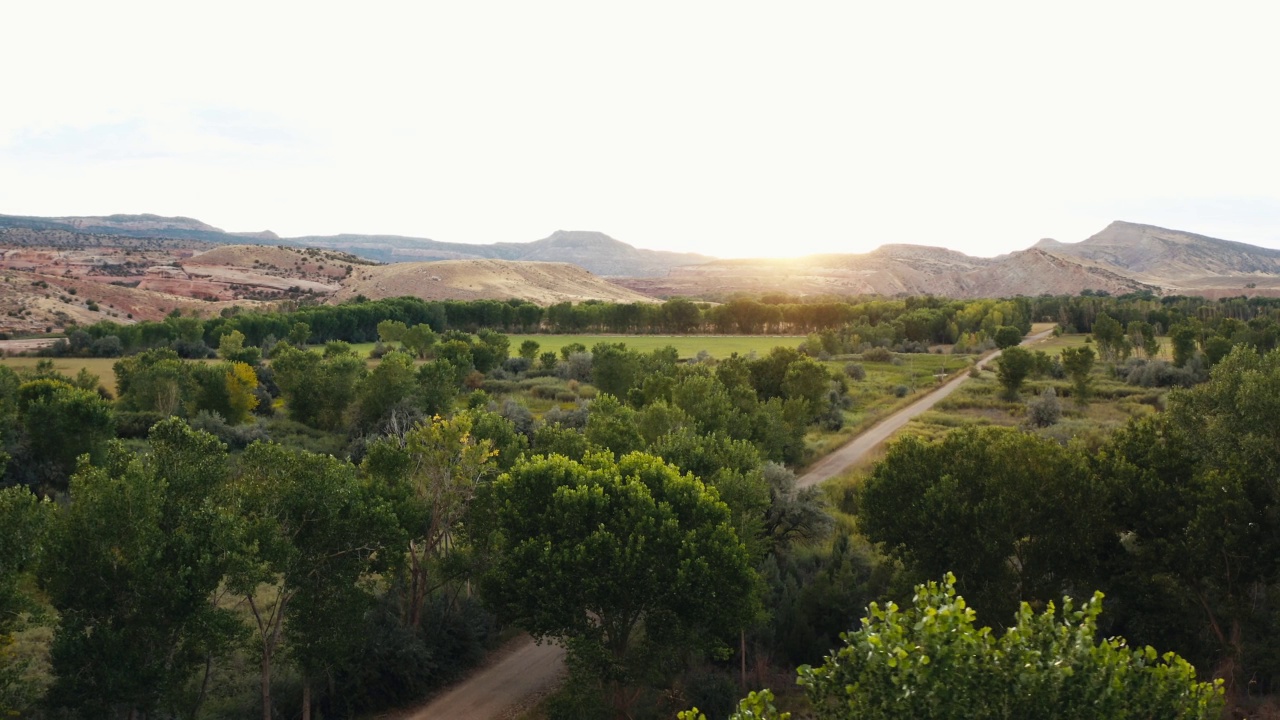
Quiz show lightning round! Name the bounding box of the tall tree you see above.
[230,442,399,720]
[481,452,759,718]
[44,420,238,719]
[361,415,496,630]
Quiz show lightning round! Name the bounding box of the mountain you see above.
[615,244,1154,299]
[0,215,711,277]
[289,229,713,277]
[1035,221,1280,283]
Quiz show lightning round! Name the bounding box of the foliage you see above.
[1060,345,1095,405]
[480,452,759,717]
[859,427,1109,621]
[230,440,401,720]
[1025,386,1061,427]
[362,414,497,630]
[795,574,1222,720]
[994,346,1033,399]
[44,420,239,718]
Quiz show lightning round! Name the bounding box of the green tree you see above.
[44,420,239,718]
[994,346,1034,400]
[0,486,50,715]
[591,342,641,400]
[114,347,195,416]
[583,394,644,456]
[792,574,1222,720]
[401,323,438,359]
[480,452,759,718]
[859,427,1108,621]
[993,325,1023,349]
[230,442,399,720]
[17,379,115,490]
[1170,323,1198,368]
[518,339,541,361]
[1096,346,1280,693]
[1060,345,1095,405]
[361,415,496,630]
[355,350,419,430]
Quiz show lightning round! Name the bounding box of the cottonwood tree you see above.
[1060,345,1095,405]
[361,414,496,630]
[481,452,759,718]
[859,427,1110,621]
[44,420,239,719]
[995,346,1034,399]
[230,441,399,720]
[0,486,50,715]
[1097,345,1280,695]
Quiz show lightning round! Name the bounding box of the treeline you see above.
[43,294,1037,360]
[38,292,1280,366]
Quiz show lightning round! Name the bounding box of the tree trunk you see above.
[301,677,311,720]
[261,650,273,720]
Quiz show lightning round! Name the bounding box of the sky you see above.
[3,1,1280,259]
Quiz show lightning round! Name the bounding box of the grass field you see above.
[0,356,125,393]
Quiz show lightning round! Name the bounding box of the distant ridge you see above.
[1035,220,1280,281]
[5,212,1280,300]
[0,214,711,277]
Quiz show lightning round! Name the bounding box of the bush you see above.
[893,384,909,397]
[1122,358,1205,388]
[115,411,166,439]
[793,574,1223,720]
[861,347,894,363]
[1026,387,1062,427]
[843,363,866,381]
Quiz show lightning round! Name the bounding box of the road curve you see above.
[796,329,1055,489]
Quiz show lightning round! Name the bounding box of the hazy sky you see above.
[4,1,1280,258]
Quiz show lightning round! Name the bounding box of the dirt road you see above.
[398,330,1053,718]
[796,329,1055,489]
[396,636,565,720]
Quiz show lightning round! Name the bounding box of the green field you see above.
[0,356,125,393]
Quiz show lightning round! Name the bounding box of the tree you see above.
[1092,312,1130,361]
[993,325,1023,349]
[44,420,239,719]
[994,346,1034,399]
[518,339,541,361]
[859,427,1109,621]
[790,574,1222,720]
[231,441,399,720]
[480,452,759,718]
[1060,345,1095,405]
[355,350,418,430]
[591,342,641,400]
[401,323,438,359]
[1170,323,1198,368]
[0,486,50,716]
[17,379,115,490]
[361,415,496,630]
[114,347,195,416]
[1095,346,1280,694]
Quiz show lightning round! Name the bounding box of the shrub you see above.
[1026,386,1062,427]
[861,347,894,363]
[893,384,909,397]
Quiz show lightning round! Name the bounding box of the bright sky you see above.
[4,1,1280,259]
